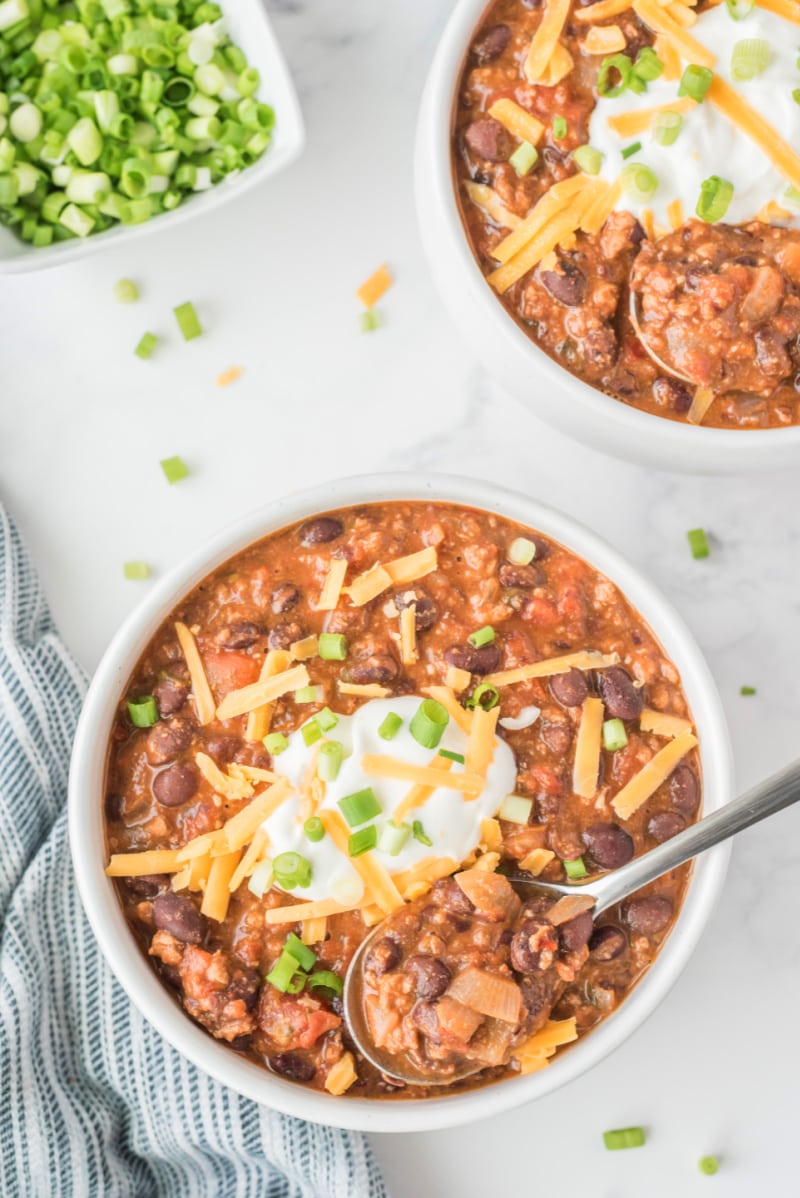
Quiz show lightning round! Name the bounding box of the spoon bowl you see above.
[629,289,696,385]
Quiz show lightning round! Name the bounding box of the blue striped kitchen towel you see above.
[0,505,386,1198]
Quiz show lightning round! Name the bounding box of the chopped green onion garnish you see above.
[127,696,158,727]
[439,749,466,764]
[410,698,449,749]
[160,455,188,485]
[696,175,734,223]
[267,950,305,994]
[730,38,770,80]
[174,301,203,341]
[552,116,567,140]
[318,632,348,661]
[653,111,683,146]
[135,332,158,360]
[698,1156,720,1175]
[307,970,344,998]
[378,712,403,741]
[466,683,500,711]
[377,820,412,856]
[294,685,323,704]
[263,732,289,756]
[301,719,323,747]
[633,46,664,82]
[687,528,711,559]
[602,718,628,751]
[123,561,151,581]
[248,858,274,898]
[360,309,381,333]
[468,625,495,648]
[740,685,756,696]
[349,825,378,857]
[316,707,339,732]
[509,140,538,176]
[339,787,381,827]
[284,932,317,972]
[603,1127,646,1151]
[563,857,589,880]
[679,64,713,101]
[725,0,754,17]
[598,53,633,98]
[793,88,800,106]
[498,794,533,824]
[304,816,326,842]
[621,141,642,160]
[508,537,537,565]
[318,740,343,781]
[412,820,433,847]
[114,278,139,304]
[621,162,658,204]
[272,851,312,890]
[572,144,604,175]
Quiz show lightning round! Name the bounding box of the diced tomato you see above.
[258,989,341,1051]
[519,764,563,797]
[203,648,260,693]
[520,596,560,627]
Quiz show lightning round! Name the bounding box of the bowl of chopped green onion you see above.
[0,0,304,271]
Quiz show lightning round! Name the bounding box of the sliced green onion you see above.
[698,1156,720,1175]
[572,144,603,175]
[304,816,326,843]
[284,932,317,972]
[412,820,433,847]
[318,740,343,781]
[377,820,411,856]
[602,718,628,751]
[679,63,713,101]
[740,685,756,696]
[318,632,347,661]
[339,787,381,827]
[696,175,734,222]
[348,825,378,857]
[60,203,95,238]
[159,455,188,484]
[552,115,567,139]
[378,712,403,741]
[563,857,589,880]
[466,683,500,711]
[134,332,158,360]
[621,141,642,160]
[621,162,658,204]
[247,857,274,898]
[263,732,289,756]
[360,308,381,333]
[9,101,42,143]
[294,685,323,703]
[410,698,449,749]
[498,794,533,824]
[687,528,711,559]
[307,970,343,998]
[653,110,683,146]
[114,277,139,303]
[272,851,312,890]
[439,749,465,764]
[509,140,538,177]
[67,116,102,166]
[468,625,495,648]
[598,53,633,98]
[174,301,203,341]
[603,1127,646,1151]
[508,537,537,565]
[316,707,339,732]
[633,46,664,82]
[267,949,305,993]
[301,719,322,747]
[730,38,770,80]
[127,696,158,727]
[794,88,800,106]
[123,561,150,580]
[725,0,754,16]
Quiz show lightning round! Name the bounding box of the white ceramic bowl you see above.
[0,1,304,274]
[414,0,800,474]
[69,473,733,1133]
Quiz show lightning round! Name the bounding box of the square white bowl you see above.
[0,0,304,274]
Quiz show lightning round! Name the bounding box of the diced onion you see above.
[499,706,541,731]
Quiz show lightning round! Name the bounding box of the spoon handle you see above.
[588,756,800,915]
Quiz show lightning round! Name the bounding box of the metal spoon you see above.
[629,289,696,385]
[343,756,800,1086]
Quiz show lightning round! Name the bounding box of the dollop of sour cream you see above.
[589,4,800,228]
[260,696,517,903]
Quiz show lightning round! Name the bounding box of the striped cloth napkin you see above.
[0,506,386,1198]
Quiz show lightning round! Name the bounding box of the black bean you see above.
[146,718,193,766]
[269,1052,315,1083]
[152,893,206,944]
[365,937,401,977]
[471,22,511,63]
[216,620,264,651]
[540,721,572,755]
[124,873,169,899]
[648,810,686,842]
[153,763,198,807]
[271,583,300,614]
[268,621,305,650]
[589,924,627,961]
[540,261,588,307]
[581,325,618,373]
[499,562,545,589]
[464,117,511,162]
[406,956,451,1000]
[431,877,475,916]
[394,590,438,632]
[299,517,343,546]
[550,668,589,708]
[228,965,261,1011]
[559,910,594,953]
[653,376,693,414]
[623,895,673,936]
[203,735,238,763]
[410,1000,440,1040]
[518,972,554,1022]
[153,678,188,717]
[669,764,700,815]
[510,919,557,973]
[582,823,634,869]
[443,643,501,676]
[346,653,398,685]
[598,666,644,720]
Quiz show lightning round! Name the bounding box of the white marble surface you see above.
[2,2,800,1194]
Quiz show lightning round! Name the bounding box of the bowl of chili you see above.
[69,473,732,1131]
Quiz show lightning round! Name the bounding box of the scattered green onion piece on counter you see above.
[730,38,770,80]
[307,970,344,998]
[410,698,449,749]
[552,116,567,139]
[360,309,381,333]
[725,0,754,17]
[740,685,757,696]
[316,707,339,732]
[272,851,313,890]
[603,1127,646,1150]
[508,537,537,565]
[378,712,403,741]
[467,683,500,711]
[439,749,466,764]
[159,454,188,484]
[339,787,382,827]
[572,144,604,175]
[653,111,683,146]
[301,719,323,747]
[621,141,642,160]
[509,139,538,177]
[127,696,158,727]
[498,794,533,825]
[597,53,633,98]
[633,46,664,82]
[697,175,734,223]
[468,625,495,648]
[114,277,139,303]
[304,816,326,843]
[348,825,378,857]
[318,740,344,782]
[377,820,412,856]
[123,561,151,581]
[248,858,274,898]
[621,162,658,204]
[318,632,348,661]
[563,857,589,880]
[602,718,628,751]
[412,820,433,847]
[294,686,323,704]
[793,89,800,106]
[698,1156,720,1175]
[679,64,713,101]
[687,528,711,559]
[174,301,203,341]
[263,732,289,756]
[267,950,305,994]
[284,932,317,972]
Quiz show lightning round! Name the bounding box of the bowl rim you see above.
[413,0,800,467]
[68,472,733,1133]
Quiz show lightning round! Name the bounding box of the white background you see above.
[1,2,799,1194]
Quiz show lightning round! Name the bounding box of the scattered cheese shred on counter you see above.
[356,264,393,308]
[216,366,244,387]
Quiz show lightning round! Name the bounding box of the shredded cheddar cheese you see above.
[687,385,715,425]
[324,1052,358,1096]
[216,664,310,721]
[572,697,604,798]
[393,755,454,824]
[201,849,242,922]
[606,96,696,138]
[640,708,693,737]
[707,74,800,191]
[612,730,698,820]
[483,650,620,689]
[488,98,545,147]
[265,897,360,924]
[399,604,417,666]
[423,685,473,734]
[174,621,216,725]
[574,0,633,19]
[632,0,716,65]
[319,809,404,914]
[360,754,484,796]
[338,681,392,698]
[105,850,183,876]
[245,648,292,741]
[581,23,627,52]
[463,181,523,231]
[195,752,253,801]
[523,0,571,80]
[519,847,556,876]
[445,665,472,693]
[316,558,348,612]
